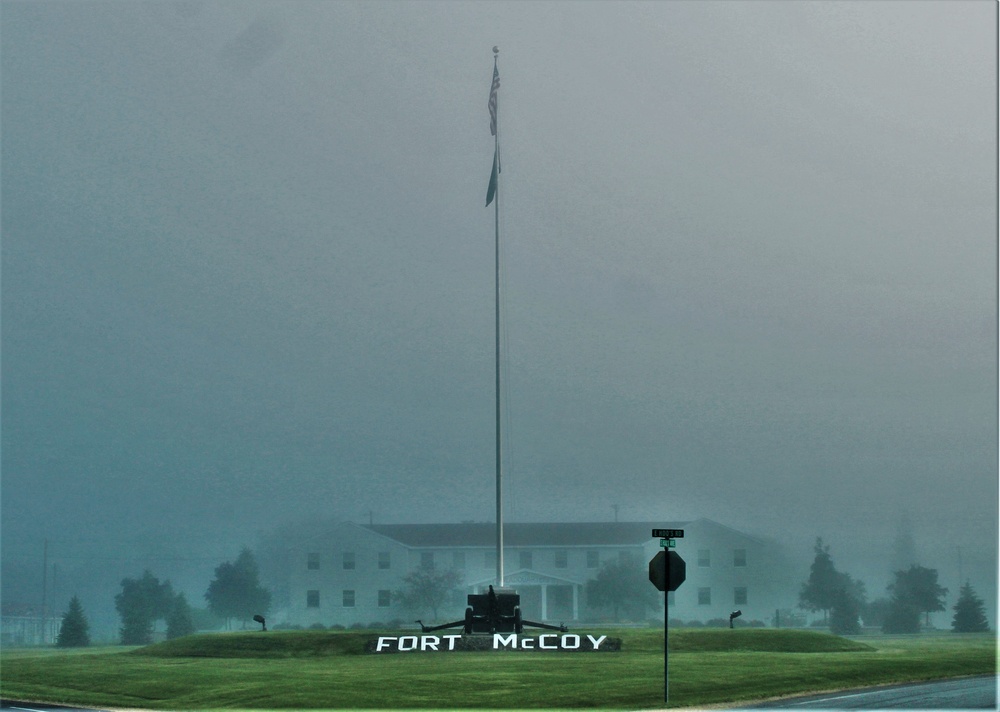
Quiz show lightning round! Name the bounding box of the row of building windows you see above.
[308,551,392,570]
[307,586,749,609]
[697,549,747,567]
[308,548,748,572]
[306,589,393,608]
[691,587,747,605]
[306,549,628,571]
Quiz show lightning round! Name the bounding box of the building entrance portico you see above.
[471,570,581,622]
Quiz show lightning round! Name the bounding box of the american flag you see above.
[488,63,500,136]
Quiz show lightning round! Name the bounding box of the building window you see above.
[343,590,355,607]
[306,590,320,608]
[378,590,391,608]
[307,552,320,570]
[734,549,747,567]
[586,550,599,568]
[343,552,356,570]
[734,587,747,605]
[519,551,532,569]
[555,550,568,568]
[698,549,711,567]
[698,587,711,605]
[453,551,466,569]
[421,552,435,570]
[378,551,390,570]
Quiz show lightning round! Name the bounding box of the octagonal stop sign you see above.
[648,550,686,592]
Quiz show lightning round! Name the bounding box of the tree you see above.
[951,581,990,633]
[56,595,91,647]
[585,556,658,623]
[166,592,197,639]
[887,565,947,627]
[862,598,893,629]
[798,538,842,623]
[115,570,174,645]
[205,548,272,629]
[882,598,921,633]
[393,569,461,621]
[828,585,861,635]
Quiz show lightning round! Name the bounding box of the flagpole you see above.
[492,46,504,588]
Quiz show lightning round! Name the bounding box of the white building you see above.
[284,518,796,628]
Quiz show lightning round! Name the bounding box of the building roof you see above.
[363,521,690,548]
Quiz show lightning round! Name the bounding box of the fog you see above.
[2,1,996,636]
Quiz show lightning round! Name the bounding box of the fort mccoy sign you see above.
[366,633,622,653]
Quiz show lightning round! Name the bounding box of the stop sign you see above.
[648,551,686,592]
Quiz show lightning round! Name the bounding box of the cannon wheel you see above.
[464,606,474,635]
[513,606,523,634]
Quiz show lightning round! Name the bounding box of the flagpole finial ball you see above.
[493,46,499,55]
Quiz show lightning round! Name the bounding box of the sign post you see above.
[649,529,685,704]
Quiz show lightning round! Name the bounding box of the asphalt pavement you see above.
[738,674,998,709]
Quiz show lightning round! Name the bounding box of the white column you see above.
[541,584,548,620]
[572,584,579,620]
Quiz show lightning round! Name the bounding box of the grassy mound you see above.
[130,630,371,658]
[131,627,873,659]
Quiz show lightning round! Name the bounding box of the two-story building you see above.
[284,518,795,628]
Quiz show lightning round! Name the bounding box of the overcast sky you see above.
[2,1,996,609]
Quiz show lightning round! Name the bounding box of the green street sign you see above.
[659,538,676,548]
[652,528,684,539]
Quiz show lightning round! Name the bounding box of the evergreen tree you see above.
[798,538,841,622]
[56,595,91,647]
[205,547,272,629]
[166,592,197,639]
[951,581,990,633]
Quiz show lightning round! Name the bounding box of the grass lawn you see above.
[1,629,995,709]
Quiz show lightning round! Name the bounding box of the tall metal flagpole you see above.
[491,46,504,588]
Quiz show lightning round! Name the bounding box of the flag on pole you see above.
[488,62,500,136]
[486,147,499,206]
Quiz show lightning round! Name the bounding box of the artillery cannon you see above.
[417,585,567,634]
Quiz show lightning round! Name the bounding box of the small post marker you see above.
[660,538,676,548]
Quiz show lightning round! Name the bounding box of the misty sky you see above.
[2,1,996,609]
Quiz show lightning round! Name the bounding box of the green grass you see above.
[1,629,995,709]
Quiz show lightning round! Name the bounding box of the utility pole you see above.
[42,539,49,620]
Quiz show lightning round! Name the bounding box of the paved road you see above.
[740,675,998,709]
[1,703,112,712]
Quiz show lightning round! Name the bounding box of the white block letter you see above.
[421,636,440,651]
[494,633,517,649]
[375,636,396,652]
[587,634,607,650]
[539,634,558,650]
[561,634,580,649]
[398,636,418,651]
